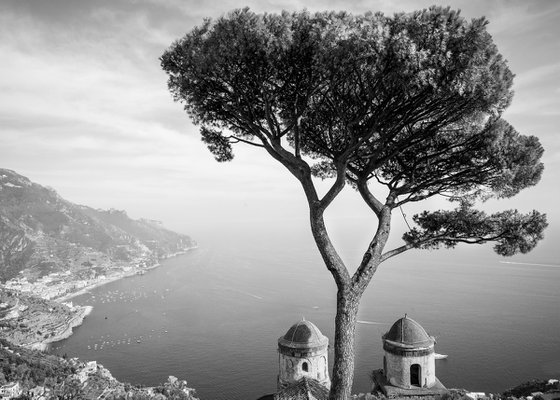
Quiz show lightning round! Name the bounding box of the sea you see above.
[50,226,560,400]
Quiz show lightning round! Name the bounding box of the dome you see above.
[383,315,434,348]
[278,319,328,350]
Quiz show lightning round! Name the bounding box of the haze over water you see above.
[51,227,560,400]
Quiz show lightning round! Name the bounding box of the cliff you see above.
[0,168,195,282]
[0,289,89,348]
[0,338,198,399]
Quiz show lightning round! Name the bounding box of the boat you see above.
[435,353,448,359]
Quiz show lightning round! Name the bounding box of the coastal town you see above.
[3,255,164,302]
[0,251,197,399]
[0,246,177,345]
[0,168,198,398]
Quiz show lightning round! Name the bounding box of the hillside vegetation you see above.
[0,168,194,281]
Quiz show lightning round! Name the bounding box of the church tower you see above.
[277,319,330,390]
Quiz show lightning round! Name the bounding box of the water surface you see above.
[51,230,560,400]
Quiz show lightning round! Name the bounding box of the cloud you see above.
[1,0,559,236]
[503,62,560,117]
[0,8,185,149]
[513,62,560,90]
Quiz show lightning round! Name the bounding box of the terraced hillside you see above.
[0,168,195,281]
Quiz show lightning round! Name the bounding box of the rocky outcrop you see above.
[0,216,35,278]
[502,379,560,400]
[0,339,199,399]
[0,289,91,349]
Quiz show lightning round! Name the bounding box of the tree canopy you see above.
[161,7,547,399]
[161,7,545,256]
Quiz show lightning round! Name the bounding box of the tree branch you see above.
[228,135,266,148]
[380,232,507,263]
[356,178,383,217]
[350,207,392,293]
[309,206,352,290]
[318,160,347,211]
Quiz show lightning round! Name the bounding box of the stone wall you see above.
[277,352,329,389]
[385,351,435,389]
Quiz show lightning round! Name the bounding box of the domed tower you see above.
[382,315,436,389]
[277,319,330,390]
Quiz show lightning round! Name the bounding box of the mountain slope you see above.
[0,168,195,281]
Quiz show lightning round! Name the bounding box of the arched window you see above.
[410,364,421,387]
[302,362,309,372]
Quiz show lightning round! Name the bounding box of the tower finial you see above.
[404,313,408,319]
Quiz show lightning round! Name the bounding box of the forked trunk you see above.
[329,291,360,400]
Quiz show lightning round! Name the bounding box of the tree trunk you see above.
[329,290,360,400]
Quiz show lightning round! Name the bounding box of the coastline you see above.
[28,305,93,351]
[55,270,142,302]
[45,305,94,345]
[43,247,198,349]
[55,246,198,303]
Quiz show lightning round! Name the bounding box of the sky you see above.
[1,0,559,265]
